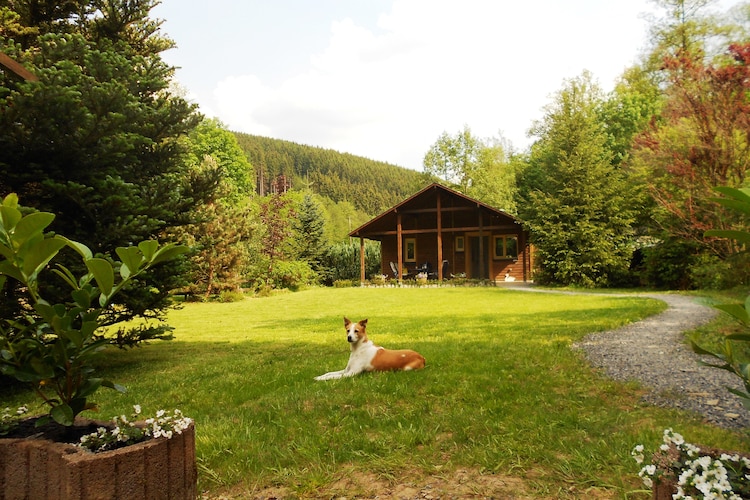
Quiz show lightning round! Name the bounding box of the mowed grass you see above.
[3,287,749,498]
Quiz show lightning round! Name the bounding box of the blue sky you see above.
[152,0,741,170]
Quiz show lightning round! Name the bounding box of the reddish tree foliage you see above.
[633,43,750,256]
[259,194,296,287]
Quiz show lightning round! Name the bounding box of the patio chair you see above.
[389,261,409,278]
[421,262,439,280]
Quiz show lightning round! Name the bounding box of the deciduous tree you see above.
[423,126,518,211]
[256,194,297,289]
[630,42,750,258]
[423,125,481,191]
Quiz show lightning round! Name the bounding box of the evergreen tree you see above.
[520,72,636,287]
[233,132,424,215]
[0,1,207,341]
[294,192,327,274]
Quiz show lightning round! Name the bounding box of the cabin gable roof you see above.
[349,183,523,239]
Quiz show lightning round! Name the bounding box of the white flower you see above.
[685,443,700,457]
[631,445,645,464]
[133,404,141,415]
[672,432,685,446]
[639,463,656,487]
[78,407,191,452]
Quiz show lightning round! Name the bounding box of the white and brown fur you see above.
[314,317,426,381]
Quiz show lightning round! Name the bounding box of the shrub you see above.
[333,279,356,288]
[218,290,246,303]
[689,253,734,290]
[0,194,186,426]
[640,238,699,289]
[369,274,387,286]
[270,260,316,290]
[321,240,380,285]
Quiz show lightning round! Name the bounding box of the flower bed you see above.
[633,429,750,499]
[0,418,196,500]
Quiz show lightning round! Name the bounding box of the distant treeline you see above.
[233,132,427,215]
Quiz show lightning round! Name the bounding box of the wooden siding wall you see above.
[380,231,529,281]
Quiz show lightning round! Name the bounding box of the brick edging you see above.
[0,421,196,500]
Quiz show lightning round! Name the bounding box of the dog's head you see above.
[344,317,368,343]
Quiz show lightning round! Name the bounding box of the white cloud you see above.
[201,0,655,169]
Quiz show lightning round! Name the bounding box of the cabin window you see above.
[404,238,417,262]
[455,236,465,252]
[493,235,518,259]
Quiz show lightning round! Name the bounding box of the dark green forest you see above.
[233,132,426,216]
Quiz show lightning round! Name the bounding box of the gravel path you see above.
[569,292,750,430]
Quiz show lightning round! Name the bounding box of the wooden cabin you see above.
[349,183,533,282]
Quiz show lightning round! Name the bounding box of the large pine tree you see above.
[0,1,209,340]
[519,72,637,287]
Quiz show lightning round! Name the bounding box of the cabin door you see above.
[468,236,490,279]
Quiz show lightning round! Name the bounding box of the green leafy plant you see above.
[0,194,187,426]
[692,187,750,409]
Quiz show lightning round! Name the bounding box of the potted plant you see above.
[0,193,196,499]
[633,429,750,499]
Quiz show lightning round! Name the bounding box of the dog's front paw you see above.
[315,371,342,381]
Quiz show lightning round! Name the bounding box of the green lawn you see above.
[2,287,748,498]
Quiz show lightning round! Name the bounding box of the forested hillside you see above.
[233,132,426,215]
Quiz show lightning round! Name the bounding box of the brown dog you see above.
[314,317,426,380]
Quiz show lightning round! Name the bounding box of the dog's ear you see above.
[344,317,350,327]
[359,319,368,328]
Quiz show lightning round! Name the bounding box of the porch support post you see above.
[359,237,366,283]
[436,191,443,280]
[478,206,485,280]
[520,230,527,282]
[396,212,403,283]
